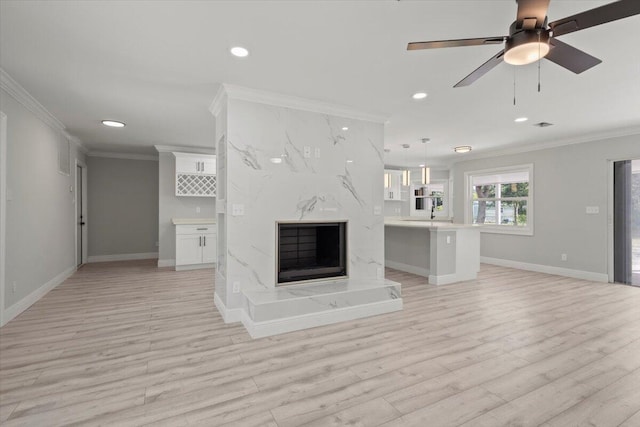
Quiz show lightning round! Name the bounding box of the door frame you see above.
[0,112,7,326]
[74,158,88,267]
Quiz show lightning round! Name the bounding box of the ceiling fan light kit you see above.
[407,0,640,87]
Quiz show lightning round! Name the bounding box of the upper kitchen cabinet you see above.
[173,152,217,197]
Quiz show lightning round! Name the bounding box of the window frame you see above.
[464,164,534,236]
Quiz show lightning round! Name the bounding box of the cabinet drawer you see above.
[175,224,216,235]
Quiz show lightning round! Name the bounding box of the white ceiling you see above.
[1,1,639,165]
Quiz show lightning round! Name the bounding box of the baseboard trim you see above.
[214,292,242,324]
[385,260,429,278]
[480,256,609,283]
[87,252,159,263]
[428,273,460,285]
[157,259,176,268]
[241,298,403,339]
[175,263,214,271]
[2,265,76,327]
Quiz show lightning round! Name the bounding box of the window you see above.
[411,181,449,218]
[465,164,533,235]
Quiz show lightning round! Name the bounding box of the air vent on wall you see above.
[533,122,554,128]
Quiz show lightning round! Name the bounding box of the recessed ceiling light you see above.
[342,127,349,131]
[230,46,249,57]
[412,92,428,100]
[346,160,354,163]
[419,164,425,167]
[514,117,528,123]
[454,145,472,153]
[101,120,125,128]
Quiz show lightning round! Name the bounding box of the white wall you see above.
[1,87,85,323]
[87,156,159,259]
[158,152,215,266]
[452,133,640,279]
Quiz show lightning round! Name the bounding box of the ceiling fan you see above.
[407,0,640,87]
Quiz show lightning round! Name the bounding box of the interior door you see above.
[76,164,84,267]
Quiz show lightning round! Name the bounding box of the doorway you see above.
[613,159,640,286]
[75,160,87,267]
[0,112,7,325]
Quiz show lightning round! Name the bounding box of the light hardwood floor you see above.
[1,260,640,426]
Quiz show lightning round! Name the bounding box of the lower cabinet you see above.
[175,224,216,270]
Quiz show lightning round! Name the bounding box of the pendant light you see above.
[401,144,411,186]
[421,138,431,185]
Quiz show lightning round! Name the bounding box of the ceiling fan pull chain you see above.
[537,31,542,93]
[513,67,517,106]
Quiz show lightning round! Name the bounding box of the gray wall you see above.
[1,87,85,309]
[87,156,158,257]
[158,152,215,264]
[452,134,640,275]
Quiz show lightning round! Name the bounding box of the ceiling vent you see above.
[533,122,554,128]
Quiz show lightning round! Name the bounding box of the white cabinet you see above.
[175,224,216,270]
[173,152,217,197]
[384,170,403,201]
[410,181,449,218]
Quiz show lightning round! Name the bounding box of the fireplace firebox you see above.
[277,221,347,284]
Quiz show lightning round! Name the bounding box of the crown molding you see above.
[210,83,389,124]
[154,145,215,155]
[0,68,87,152]
[448,125,640,165]
[87,151,159,161]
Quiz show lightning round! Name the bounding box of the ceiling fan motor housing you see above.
[504,26,550,65]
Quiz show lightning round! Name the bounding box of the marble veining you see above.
[228,139,261,170]
[337,169,365,207]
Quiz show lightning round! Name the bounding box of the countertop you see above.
[384,218,478,230]
[172,218,216,225]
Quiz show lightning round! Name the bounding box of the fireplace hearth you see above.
[277,221,347,284]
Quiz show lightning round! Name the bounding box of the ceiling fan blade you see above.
[549,0,640,37]
[454,50,505,88]
[407,37,504,51]
[516,0,550,29]
[545,38,602,74]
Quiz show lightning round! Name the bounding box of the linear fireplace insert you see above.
[277,221,347,284]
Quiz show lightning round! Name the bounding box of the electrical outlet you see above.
[303,146,311,159]
[314,147,321,158]
[11,282,16,293]
[561,254,568,261]
[446,236,451,244]
[232,204,244,216]
[232,281,240,293]
[586,206,599,214]
[196,206,201,213]
[377,267,383,278]
[373,205,382,215]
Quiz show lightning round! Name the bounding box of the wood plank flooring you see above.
[1,260,640,426]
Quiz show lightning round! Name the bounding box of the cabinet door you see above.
[202,233,217,264]
[176,234,203,266]
[175,156,200,174]
[201,157,216,175]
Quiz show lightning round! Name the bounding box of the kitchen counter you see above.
[172,218,216,225]
[385,218,480,285]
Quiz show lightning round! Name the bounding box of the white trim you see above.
[464,163,534,236]
[210,84,389,124]
[240,299,403,339]
[0,68,86,153]
[87,151,159,161]
[0,112,6,326]
[385,260,430,278]
[480,256,608,283]
[607,160,615,283]
[214,292,243,323]
[428,273,462,286]
[448,128,640,165]
[154,145,215,155]
[157,259,176,268]
[87,252,158,263]
[2,266,76,327]
[175,263,215,271]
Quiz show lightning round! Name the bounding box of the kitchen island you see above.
[385,218,480,285]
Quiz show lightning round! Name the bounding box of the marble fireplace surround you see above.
[210,84,403,338]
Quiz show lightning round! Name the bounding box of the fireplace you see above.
[277,221,347,284]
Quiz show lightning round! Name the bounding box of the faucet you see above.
[430,204,436,220]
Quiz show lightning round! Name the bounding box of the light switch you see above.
[303,146,311,159]
[586,206,599,214]
[196,206,201,213]
[314,147,321,158]
[373,205,382,215]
